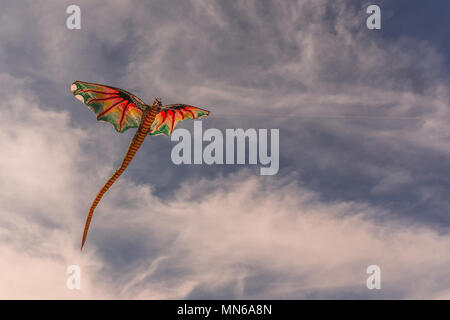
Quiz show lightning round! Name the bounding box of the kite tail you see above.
[81,108,157,250]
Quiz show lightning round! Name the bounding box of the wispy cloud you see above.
[0,0,449,299]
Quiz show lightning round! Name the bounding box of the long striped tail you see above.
[80,130,149,250]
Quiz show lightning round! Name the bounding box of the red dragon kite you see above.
[71,81,210,249]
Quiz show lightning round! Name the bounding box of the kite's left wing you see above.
[149,104,210,136]
[70,81,146,133]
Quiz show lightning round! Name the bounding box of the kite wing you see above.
[149,104,210,136]
[70,81,146,133]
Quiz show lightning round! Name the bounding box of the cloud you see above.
[108,173,450,299]
[0,73,450,299]
[0,0,449,299]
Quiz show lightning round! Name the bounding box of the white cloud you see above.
[1,73,450,299]
[1,0,450,299]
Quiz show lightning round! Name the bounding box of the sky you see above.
[0,0,449,299]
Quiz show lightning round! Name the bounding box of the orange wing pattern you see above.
[71,81,146,133]
[149,104,210,136]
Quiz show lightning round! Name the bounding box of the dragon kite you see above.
[71,81,210,250]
